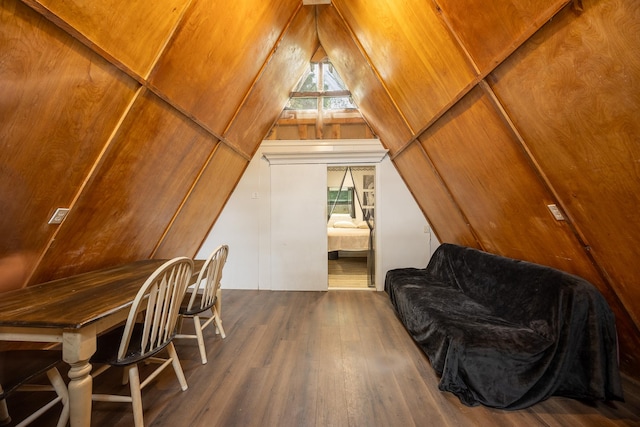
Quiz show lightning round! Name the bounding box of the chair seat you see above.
[92,324,173,367]
[0,350,63,398]
[179,291,217,316]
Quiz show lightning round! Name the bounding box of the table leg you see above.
[63,328,96,427]
[66,360,93,427]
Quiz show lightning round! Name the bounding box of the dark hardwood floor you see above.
[5,290,640,426]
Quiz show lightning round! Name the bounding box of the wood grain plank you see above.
[393,143,478,247]
[8,290,640,426]
[224,6,318,158]
[529,395,640,427]
[419,85,602,281]
[34,0,191,77]
[29,91,215,284]
[332,0,476,132]
[0,260,167,328]
[328,257,368,288]
[150,0,300,135]
[488,0,640,373]
[153,143,247,259]
[0,0,138,287]
[436,0,569,74]
[317,5,414,154]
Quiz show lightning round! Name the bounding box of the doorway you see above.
[199,139,435,292]
[327,165,375,290]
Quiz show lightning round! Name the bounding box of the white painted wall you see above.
[197,140,439,290]
[270,164,327,290]
[376,158,439,282]
[196,152,261,290]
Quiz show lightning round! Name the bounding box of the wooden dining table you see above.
[0,258,203,427]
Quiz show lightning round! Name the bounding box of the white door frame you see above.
[261,140,388,291]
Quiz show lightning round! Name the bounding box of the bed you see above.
[327,214,371,252]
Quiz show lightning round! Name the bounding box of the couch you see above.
[384,243,624,409]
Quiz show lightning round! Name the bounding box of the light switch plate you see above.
[48,208,70,224]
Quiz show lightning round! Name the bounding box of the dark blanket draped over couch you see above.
[385,243,623,409]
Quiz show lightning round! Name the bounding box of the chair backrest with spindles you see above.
[184,245,228,314]
[117,257,194,362]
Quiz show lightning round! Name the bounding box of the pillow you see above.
[357,221,370,229]
[328,213,352,227]
[333,221,356,228]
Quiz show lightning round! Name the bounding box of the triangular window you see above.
[286,61,357,111]
[267,46,374,140]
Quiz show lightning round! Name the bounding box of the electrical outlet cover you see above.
[547,204,566,221]
[48,208,70,224]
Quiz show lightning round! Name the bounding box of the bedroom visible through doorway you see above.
[327,165,375,290]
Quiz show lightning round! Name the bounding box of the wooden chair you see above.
[90,257,194,427]
[175,245,228,364]
[0,350,69,427]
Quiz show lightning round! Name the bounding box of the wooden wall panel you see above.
[393,144,478,247]
[225,6,318,158]
[418,86,602,281]
[34,0,190,77]
[150,0,300,136]
[332,0,475,132]
[317,5,413,154]
[488,0,640,329]
[29,91,216,283]
[435,0,569,73]
[154,143,247,258]
[0,0,137,288]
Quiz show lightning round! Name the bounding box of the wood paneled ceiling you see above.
[1,0,639,378]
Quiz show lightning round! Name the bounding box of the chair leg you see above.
[215,289,222,320]
[122,366,131,385]
[193,315,207,365]
[0,391,10,426]
[167,343,188,391]
[176,314,185,334]
[128,364,144,427]
[213,307,226,339]
[47,368,70,427]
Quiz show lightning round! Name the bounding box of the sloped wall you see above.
[320,0,640,375]
[1,0,317,285]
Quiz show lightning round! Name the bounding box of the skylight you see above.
[287,61,357,111]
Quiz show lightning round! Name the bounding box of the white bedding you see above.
[327,226,370,252]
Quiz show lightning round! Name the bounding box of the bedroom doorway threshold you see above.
[328,256,373,290]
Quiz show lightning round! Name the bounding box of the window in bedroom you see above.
[327,186,355,218]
